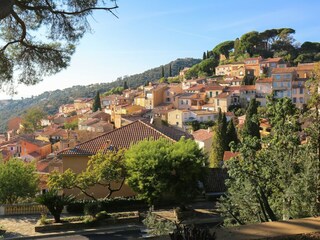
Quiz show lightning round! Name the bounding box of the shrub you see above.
[169,224,216,240]
[95,211,111,220]
[84,202,101,217]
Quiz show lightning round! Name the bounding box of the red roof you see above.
[272,67,296,74]
[256,77,272,83]
[215,92,230,99]
[59,120,192,156]
[223,151,239,161]
[192,129,213,141]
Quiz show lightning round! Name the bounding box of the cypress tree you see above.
[226,118,239,150]
[92,91,102,112]
[203,52,207,60]
[161,65,164,78]
[243,99,260,140]
[169,64,172,77]
[123,81,128,90]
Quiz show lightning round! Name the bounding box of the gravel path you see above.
[0,215,41,238]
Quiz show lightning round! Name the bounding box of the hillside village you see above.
[0,55,316,195]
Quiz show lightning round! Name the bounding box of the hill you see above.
[0,58,201,132]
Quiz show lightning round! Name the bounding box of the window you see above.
[217,99,220,106]
[285,74,291,79]
[180,100,184,105]
[293,97,296,103]
[299,88,304,94]
[273,82,278,87]
[186,100,189,105]
[275,75,281,80]
[209,92,213,97]
[176,122,179,126]
[293,89,297,94]
[216,91,219,96]
[166,98,170,102]
[287,82,291,87]
[299,97,304,103]
[280,82,284,87]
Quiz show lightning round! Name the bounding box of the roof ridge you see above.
[137,120,177,142]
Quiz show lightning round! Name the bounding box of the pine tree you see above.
[203,52,207,60]
[92,91,101,112]
[242,99,260,140]
[226,118,239,150]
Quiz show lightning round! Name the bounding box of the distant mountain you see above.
[0,58,201,132]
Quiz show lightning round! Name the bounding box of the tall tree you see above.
[123,81,128,90]
[239,31,260,57]
[161,65,165,78]
[203,51,207,60]
[226,118,239,150]
[92,91,102,112]
[210,109,228,167]
[0,1,118,91]
[242,99,260,141]
[169,64,172,77]
[0,158,39,204]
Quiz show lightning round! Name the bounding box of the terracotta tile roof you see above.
[191,110,214,116]
[256,77,272,83]
[187,84,206,91]
[240,85,256,91]
[192,129,213,141]
[263,57,283,63]
[204,85,225,91]
[223,151,239,161]
[215,92,230,99]
[272,67,296,74]
[59,120,192,156]
[20,136,51,147]
[176,92,197,99]
[296,63,315,71]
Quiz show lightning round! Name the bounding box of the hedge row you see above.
[66,197,148,214]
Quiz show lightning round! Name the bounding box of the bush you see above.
[84,202,101,217]
[95,211,111,220]
[67,197,148,214]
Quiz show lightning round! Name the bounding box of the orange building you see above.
[19,137,52,161]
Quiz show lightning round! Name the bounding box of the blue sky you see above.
[2,0,320,99]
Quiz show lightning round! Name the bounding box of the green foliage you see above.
[185,58,218,79]
[21,107,46,133]
[84,202,101,217]
[212,40,235,59]
[219,98,318,226]
[0,1,118,88]
[169,224,216,240]
[66,197,147,214]
[64,119,78,130]
[210,110,227,167]
[103,86,124,96]
[242,99,260,141]
[48,149,126,200]
[92,91,102,112]
[0,158,39,204]
[36,190,74,223]
[226,119,239,150]
[125,138,207,205]
[186,120,214,131]
[143,211,176,236]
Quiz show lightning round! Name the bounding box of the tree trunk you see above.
[0,0,13,19]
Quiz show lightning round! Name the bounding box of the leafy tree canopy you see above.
[0,0,118,92]
[0,158,39,204]
[21,107,46,133]
[125,138,207,205]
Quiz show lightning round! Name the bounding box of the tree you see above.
[212,40,234,59]
[219,98,318,226]
[169,64,172,77]
[36,190,74,223]
[226,119,239,150]
[161,65,165,78]
[0,158,39,204]
[0,1,118,91]
[203,52,207,60]
[125,138,207,205]
[92,91,102,112]
[21,107,46,133]
[242,99,260,141]
[210,109,227,167]
[48,149,126,201]
[123,81,129,90]
[239,31,260,57]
